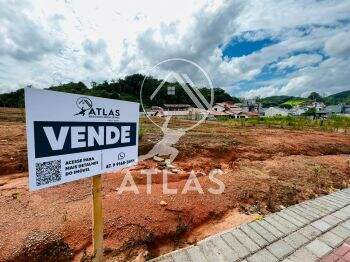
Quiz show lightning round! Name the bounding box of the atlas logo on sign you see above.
[75,97,92,116]
[74,97,120,119]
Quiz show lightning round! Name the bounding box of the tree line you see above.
[0,74,238,108]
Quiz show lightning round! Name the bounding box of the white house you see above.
[264,107,290,117]
[212,101,238,112]
[290,107,307,116]
[211,103,226,112]
[308,101,326,111]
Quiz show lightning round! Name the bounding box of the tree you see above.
[308,92,323,102]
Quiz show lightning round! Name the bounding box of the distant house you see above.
[264,107,290,117]
[212,101,238,112]
[342,105,350,114]
[209,111,230,117]
[238,111,260,118]
[290,107,307,116]
[212,103,226,112]
[211,102,241,117]
[211,101,262,119]
[308,101,326,111]
[316,104,349,118]
[326,105,343,114]
[241,99,262,113]
[209,105,260,119]
[162,104,193,116]
[163,104,192,111]
[147,104,193,117]
[227,107,244,115]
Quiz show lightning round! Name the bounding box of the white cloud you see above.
[0,0,349,98]
[0,1,63,62]
[274,54,323,70]
[324,31,350,57]
[239,85,280,98]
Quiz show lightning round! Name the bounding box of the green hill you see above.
[259,90,350,108]
[282,98,308,107]
[257,95,294,107]
[324,90,350,105]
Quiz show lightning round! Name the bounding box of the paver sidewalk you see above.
[150,188,350,262]
[320,238,350,261]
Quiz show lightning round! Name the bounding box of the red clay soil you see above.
[0,120,349,261]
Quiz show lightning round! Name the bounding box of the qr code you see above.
[35,160,62,186]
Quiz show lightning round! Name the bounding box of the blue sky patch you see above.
[222,37,278,58]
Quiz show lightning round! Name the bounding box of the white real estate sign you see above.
[25,88,139,191]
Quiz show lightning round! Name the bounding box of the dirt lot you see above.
[0,108,349,261]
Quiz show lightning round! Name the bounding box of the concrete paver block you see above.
[230,228,260,253]
[302,203,328,216]
[199,240,228,261]
[248,221,277,242]
[324,195,347,206]
[287,207,315,221]
[342,220,350,230]
[330,225,350,239]
[309,201,334,213]
[283,231,309,249]
[221,232,250,258]
[318,197,343,208]
[240,224,269,247]
[246,249,278,262]
[151,255,174,262]
[313,199,339,211]
[172,250,191,262]
[341,206,350,216]
[292,206,318,220]
[321,214,342,226]
[186,246,207,261]
[283,209,310,223]
[272,214,298,230]
[210,235,240,261]
[298,225,322,240]
[333,192,350,201]
[311,219,332,232]
[286,247,318,262]
[257,220,284,238]
[264,216,292,234]
[266,239,294,259]
[277,211,305,227]
[318,231,344,248]
[305,239,332,258]
[333,210,350,220]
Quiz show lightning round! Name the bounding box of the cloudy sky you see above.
[0,0,349,98]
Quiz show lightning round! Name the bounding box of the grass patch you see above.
[218,115,350,132]
[282,98,308,107]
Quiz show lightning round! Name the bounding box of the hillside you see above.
[282,98,308,107]
[259,90,350,108]
[324,90,350,105]
[257,95,295,107]
[0,74,239,108]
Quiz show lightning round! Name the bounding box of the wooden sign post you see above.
[92,175,103,261]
